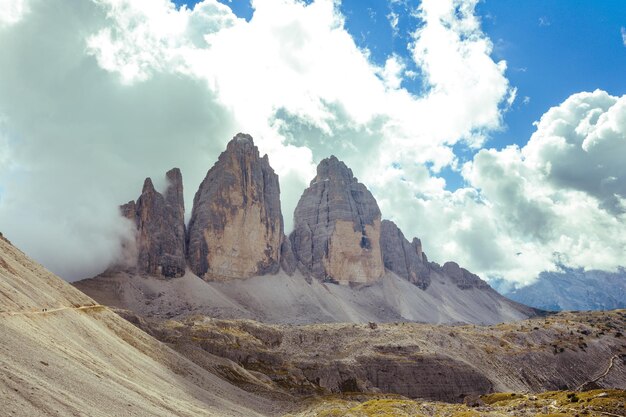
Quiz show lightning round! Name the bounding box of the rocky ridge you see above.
[442,261,491,290]
[380,220,430,290]
[494,267,626,311]
[112,133,518,311]
[119,309,626,403]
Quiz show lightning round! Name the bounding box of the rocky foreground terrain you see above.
[0,234,281,416]
[1,233,625,416]
[116,308,626,403]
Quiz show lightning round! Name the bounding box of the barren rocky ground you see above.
[117,308,626,404]
[0,236,289,417]
[2,233,626,416]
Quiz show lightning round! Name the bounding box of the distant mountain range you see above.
[492,267,626,311]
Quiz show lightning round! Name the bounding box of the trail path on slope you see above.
[0,304,106,317]
[577,353,623,391]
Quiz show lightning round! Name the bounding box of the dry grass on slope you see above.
[287,390,626,417]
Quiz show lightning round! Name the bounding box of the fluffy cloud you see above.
[0,0,235,279]
[376,90,626,285]
[4,0,620,286]
[523,90,626,213]
[0,0,29,27]
[457,91,626,282]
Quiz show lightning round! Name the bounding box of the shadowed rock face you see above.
[280,237,297,276]
[187,133,283,280]
[121,168,187,278]
[290,156,384,284]
[442,261,490,290]
[380,220,431,290]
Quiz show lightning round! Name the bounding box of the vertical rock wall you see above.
[186,133,284,280]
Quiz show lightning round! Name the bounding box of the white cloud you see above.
[379,54,405,89]
[7,0,603,288]
[621,27,626,47]
[0,0,29,27]
[377,90,626,285]
[524,90,626,212]
[458,90,626,283]
[409,0,511,147]
[387,10,399,36]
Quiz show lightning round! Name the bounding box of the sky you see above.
[0,0,625,285]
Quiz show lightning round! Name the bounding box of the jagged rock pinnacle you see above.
[120,168,186,278]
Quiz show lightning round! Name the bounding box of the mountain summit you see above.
[187,133,284,280]
[290,156,385,284]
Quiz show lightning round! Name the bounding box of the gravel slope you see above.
[0,237,286,417]
[75,269,534,325]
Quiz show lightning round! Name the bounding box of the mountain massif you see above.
[493,267,626,311]
[2,134,625,416]
[76,133,535,325]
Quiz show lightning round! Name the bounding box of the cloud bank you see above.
[0,0,624,285]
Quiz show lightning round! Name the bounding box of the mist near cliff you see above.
[1,0,625,283]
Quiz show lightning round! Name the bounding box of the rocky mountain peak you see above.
[290,157,384,284]
[120,168,187,278]
[230,132,254,146]
[142,177,155,193]
[442,261,490,290]
[186,134,284,280]
[313,155,354,183]
[164,168,184,219]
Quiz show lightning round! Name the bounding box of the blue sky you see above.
[175,0,626,189]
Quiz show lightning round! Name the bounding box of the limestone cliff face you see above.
[186,133,283,280]
[290,156,384,284]
[121,168,186,278]
[380,220,430,290]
